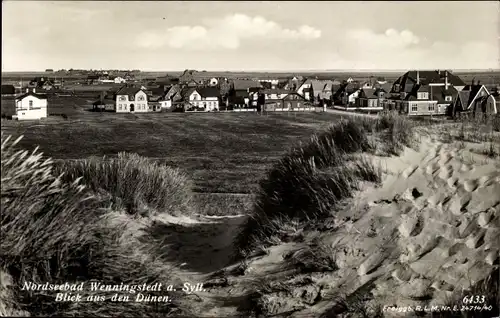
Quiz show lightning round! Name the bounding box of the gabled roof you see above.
[182,87,197,100]
[459,85,489,109]
[197,87,220,98]
[310,80,335,93]
[359,88,378,99]
[15,91,48,100]
[395,70,466,94]
[116,86,145,99]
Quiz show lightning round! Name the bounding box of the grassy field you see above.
[1,112,342,193]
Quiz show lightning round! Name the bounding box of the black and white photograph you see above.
[1,1,499,317]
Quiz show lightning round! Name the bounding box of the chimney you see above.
[445,71,449,90]
[416,71,420,85]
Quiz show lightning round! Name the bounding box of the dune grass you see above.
[53,153,194,217]
[0,133,186,317]
[233,120,383,257]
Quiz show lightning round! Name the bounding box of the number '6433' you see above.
[462,295,486,304]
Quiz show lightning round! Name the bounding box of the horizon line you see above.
[3,68,500,74]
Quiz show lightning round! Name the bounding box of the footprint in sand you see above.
[460,164,473,172]
[398,215,418,237]
[447,193,472,215]
[447,177,458,188]
[485,251,499,265]
[447,242,467,257]
[438,153,454,166]
[426,163,440,175]
[477,211,494,227]
[391,264,413,282]
[458,221,481,240]
[465,229,486,249]
[478,175,496,187]
[402,165,419,178]
[438,165,454,180]
[463,179,479,192]
[430,280,454,292]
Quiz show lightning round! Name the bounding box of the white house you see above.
[186,87,220,111]
[14,89,48,120]
[114,76,126,84]
[115,86,149,113]
[209,77,219,86]
[159,97,172,109]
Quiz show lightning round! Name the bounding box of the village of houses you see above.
[1,69,499,120]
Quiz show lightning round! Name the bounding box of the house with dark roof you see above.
[14,89,48,120]
[183,87,220,111]
[1,85,16,95]
[309,80,335,103]
[392,70,466,95]
[232,79,262,91]
[452,83,497,117]
[115,85,149,113]
[296,79,313,101]
[356,88,387,108]
[263,92,312,112]
[164,84,183,103]
[227,80,262,108]
[389,70,466,116]
[333,82,362,106]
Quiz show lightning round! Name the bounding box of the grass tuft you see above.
[53,153,194,217]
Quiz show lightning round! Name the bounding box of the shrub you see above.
[234,120,381,257]
[0,133,183,316]
[53,153,193,217]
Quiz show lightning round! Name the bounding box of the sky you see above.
[2,1,499,72]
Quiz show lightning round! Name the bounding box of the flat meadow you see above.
[1,111,343,194]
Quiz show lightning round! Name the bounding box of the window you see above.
[138,95,145,101]
[119,96,126,101]
[297,102,301,108]
[29,100,33,108]
[428,104,435,112]
[287,102,291,108]
[411,104,418,112]
[118,105,122,110]
[445,96,452,102]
